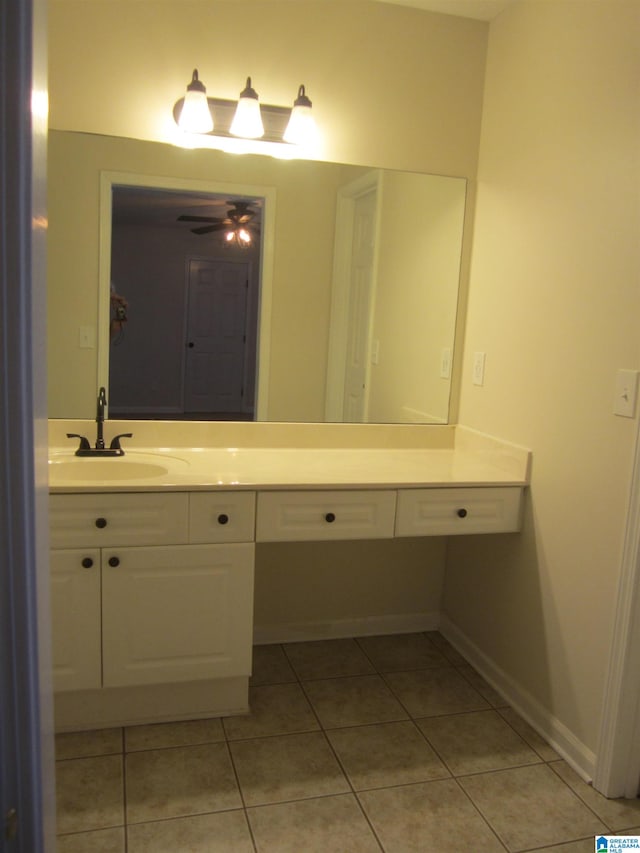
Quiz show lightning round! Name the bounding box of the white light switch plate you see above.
[473,352,486,386]
[614,369,639,418]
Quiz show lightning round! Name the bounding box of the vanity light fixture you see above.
[173,69,317,146]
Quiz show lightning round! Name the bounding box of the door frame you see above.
[0,0,55,847]
[325,170,382,421]
[98,172,276,420]
[595,413,640,797]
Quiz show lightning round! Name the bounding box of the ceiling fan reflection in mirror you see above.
[177,200,260,247]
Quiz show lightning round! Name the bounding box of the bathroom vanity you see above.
[48,420,530,731]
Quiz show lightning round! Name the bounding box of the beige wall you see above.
[443,0,640,756]
[48,0,488,177]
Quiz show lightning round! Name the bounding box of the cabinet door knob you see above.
[81,557,94,569]
[325,512,336,523]
[457,508,468,518]
[217,513,229,525]
[95,517,107,529]
[108,556,120,567]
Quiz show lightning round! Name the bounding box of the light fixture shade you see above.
[283,85,316,145]
[178,69,213,134]
[230,77,265,139]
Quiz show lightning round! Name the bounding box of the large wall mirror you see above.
[47,130,466,424]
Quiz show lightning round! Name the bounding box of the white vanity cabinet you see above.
[49,491,255,694]
[48,426,530,730]
[48,473,525,730]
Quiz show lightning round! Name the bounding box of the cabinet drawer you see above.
[395,487,523,537]
[49,493,189,548]
[189,492,256,543]
[256,490,396,542]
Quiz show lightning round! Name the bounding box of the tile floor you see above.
[55,632,640,852]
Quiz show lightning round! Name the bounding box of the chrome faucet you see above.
[66,386,133,456]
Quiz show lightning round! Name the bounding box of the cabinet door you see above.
[101,544,254,688]
[50,549,101,691]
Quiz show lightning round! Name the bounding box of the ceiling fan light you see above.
[178,69,214,134]
[225,227,252,248]
[230,77,265,139]
[283,84,317,145]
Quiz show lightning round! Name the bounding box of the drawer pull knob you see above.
[457,508,468,518]
[325,512,336,523]
[95,517,107,529]
[81,557,94,569]
[217,513,229,525]
[108,556,120,568]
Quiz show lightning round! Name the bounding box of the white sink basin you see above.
[48,452,189,482]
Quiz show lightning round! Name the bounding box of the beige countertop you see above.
[48,422,531,493]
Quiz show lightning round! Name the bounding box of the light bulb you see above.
[230,77,264,139]
[283,85,317,145]
[178,70,213,134]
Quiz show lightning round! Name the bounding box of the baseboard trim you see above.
[254,611,440,645]
[439,616,596,784]
[54,676,249,732]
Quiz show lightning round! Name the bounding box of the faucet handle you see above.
[67,433,91,452]
[109,432,133,452]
